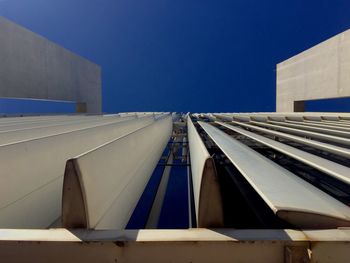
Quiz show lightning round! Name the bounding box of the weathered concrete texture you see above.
[0,16,101,113]
[276,29,350,112]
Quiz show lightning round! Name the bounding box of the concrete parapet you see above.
[0,16,102,113]
[277,29,350,112]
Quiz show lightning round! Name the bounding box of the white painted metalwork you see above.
[1,228,350,263]
[0,115,120,131]
[0,116,138,145]
[187,117,223,227]
[217,121,350,185]
[0,115,92,126]
[306,119,350,128]
[267,120,350,138]
[198,121,350,228]
[230,120,350,159]
[250,121,350,146]
[0,116,155,228]
[285,120,350,132]
[213,112,350,123]
[62,115,172,229]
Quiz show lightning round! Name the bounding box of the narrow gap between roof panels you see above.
[126,118,192,229]
[156,119,191,229]
[194,121,292,229]
[126,142,171,229]
[157,136,190,229]
[216,124,350,206]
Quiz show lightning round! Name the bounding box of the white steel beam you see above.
[198,121,350,229]
[62,115,172,229]
[1,228,350,263]
[187,117,223,227]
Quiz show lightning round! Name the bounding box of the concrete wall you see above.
[0,16,101,113]
[276,29,350,112]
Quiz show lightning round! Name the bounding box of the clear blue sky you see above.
[1,0,350,113]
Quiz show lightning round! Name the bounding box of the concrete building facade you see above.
[0,16,102,113]
[277,29,350,112]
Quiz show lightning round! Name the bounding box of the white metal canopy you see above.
[198,121,350,229]
[267,120,350,138]
[250,121,350,146]
[62,115,173,229]
[216,121,350,185]
[0,115,155,228]
[230,120,350,159]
